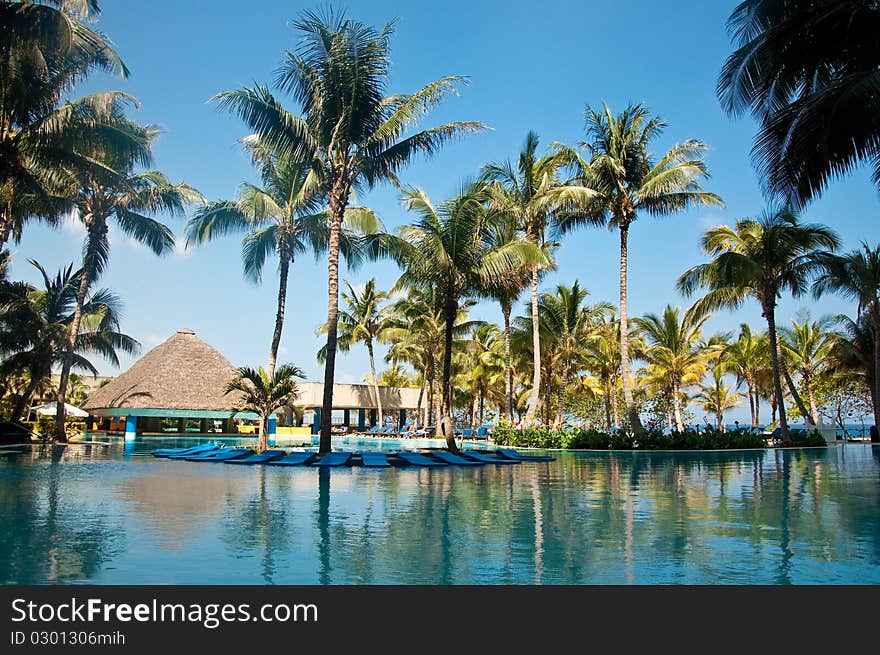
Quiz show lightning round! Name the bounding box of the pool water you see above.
[1,440,878,584]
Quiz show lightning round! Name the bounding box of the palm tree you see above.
[537,281,612,424]
[724,324,769,427]
[0,0,133,247]
[779,311,837,425]
[0,259,138,423]
[187,136,376,379]
[214,9,485,453]
[559,103,724,433]
[718,0,880,208]
[813,243,880,430]
[372,363,414,389]
[482,132,586,423]
[678,208,839,442]
[695,367,742,430]
[225,364,305,452]
[634,305,711,432]
[828,314,876,425]
[53,119,202,440]
[458,323,504,428]
[318,278,391,424]
[582,313,624,429]
[372,185,542,451]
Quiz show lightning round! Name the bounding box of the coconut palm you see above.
[779,311,837,425]
[724,323,769,427]
[695,368,742,431]
[581,313,624,429]
[718,0,880,208]
[0,259,138,423]
[828,315,876,421]
[537,281,612,423]
[558,103,724,433]
[372,363,414,389]
[318,279,391,424]
[813,243,880,429]
[482,132,585,423]
[214,9,485,453]
[634,305,711,432]
[53,119,202,440]
[678,207,839,442]
[371,185,542,451]
[458,323,504,428]
[0,1,134,247]
[187,136,377,379]
[225,364,305,453]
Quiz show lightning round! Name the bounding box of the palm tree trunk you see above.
[266,256,290,379]
[258,415,267,453]
[524,265,541,423]
[764,303,790,443]
[747,379,756,426]
[502,300,513,420]
[319,178,349,454]
[603,381,613,430]
[426,356,435,426]
[612,379,621,428]
[804,371,820,425]
[10,374,42,423]
[478,388,485,427]
[672,380,684,432]
[415,373,425,426]
[366,339,383,424]
[441,290,459,453]
[618,222,644,434]
[778,350,814,425]
[55,230,101,442]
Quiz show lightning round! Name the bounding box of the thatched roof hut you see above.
[83,328,252,419]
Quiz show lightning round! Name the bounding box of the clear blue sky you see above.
[8,0,880,424]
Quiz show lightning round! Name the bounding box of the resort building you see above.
[82,328,421,441]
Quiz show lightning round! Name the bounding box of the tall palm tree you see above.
[0,259,138,423]
[53,120,202,440]
[225,364,305,453]
[634,305,711,432]
[813,243,880,429]
[779,311,837,425]
[187,136,376,379]
[371,185,542,451]
[482,132,586,422]
[458,323,505,428]
[582,313,624,429]
[214,9,485,453]
[678,208,839,442]
[559,103,724,433]
[0,0,133,247]
[724,323,768,427]
[718,0,880,208]
[828,314,876,425]
[318,278,391,424]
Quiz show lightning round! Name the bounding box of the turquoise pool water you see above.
[1,440,878,584]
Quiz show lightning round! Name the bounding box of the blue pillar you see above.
[399,409,406,430]
[268,415,277,446]
[370,409,377,428]
[312,407,321,435]
[343,408,350,429]
[124,415,137,442]
[358,408,366,431]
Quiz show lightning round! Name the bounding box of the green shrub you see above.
[493,425,770,450]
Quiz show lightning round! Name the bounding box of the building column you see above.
[199,418,209,434]
[85,416,94,432]
[399,409,406,430]
[370,409,377,428]
[358,408,366,432]
[343,408,351,429]
[177,417,186,433]
[124,415,137,442]
[268,415,277,446]
[312,407,321,435]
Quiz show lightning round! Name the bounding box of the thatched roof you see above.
[83,328,244,412]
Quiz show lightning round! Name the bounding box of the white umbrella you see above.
[31,401,89,418]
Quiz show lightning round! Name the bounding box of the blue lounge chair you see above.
[395,451,447,467]
[312,451,352,467]
[153,443,217,458]
[182,448,254,462]
[267,451,316,466]
[359,452,390,468]
[430,450,483,466]
[462,450,518,465]
[365,425,380,434]
[475,427,490,438]
[462,429,473,438]
[167,446,225,460]
[224,450,286,465]
[497,448,555,462]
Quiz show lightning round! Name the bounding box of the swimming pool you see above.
[1,440,878,584]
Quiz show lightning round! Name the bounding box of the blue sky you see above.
[8,0,880,424]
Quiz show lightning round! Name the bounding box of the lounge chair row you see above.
[153,444,554,467]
